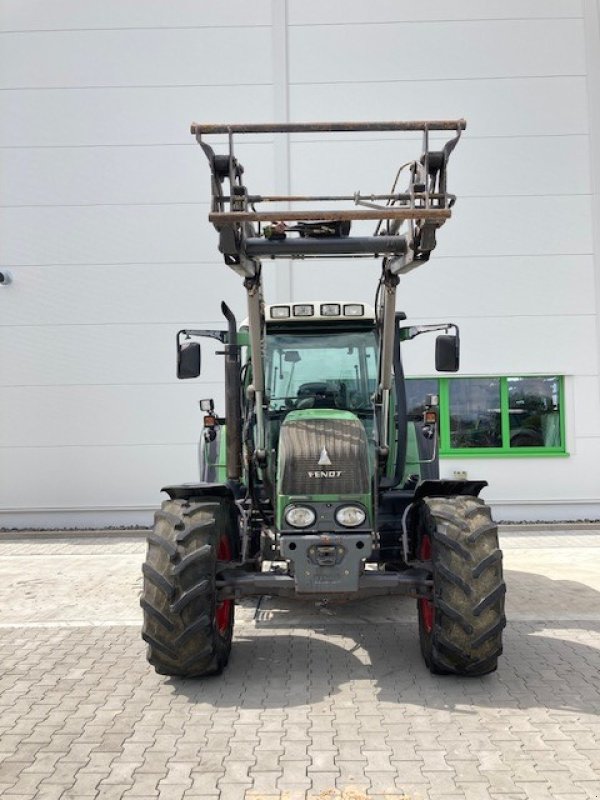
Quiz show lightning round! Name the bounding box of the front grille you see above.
[279,416,370,495]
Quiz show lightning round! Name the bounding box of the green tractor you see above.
[141,120,506,677]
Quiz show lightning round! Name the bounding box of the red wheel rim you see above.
[215,535,233,635]
[418,534,434,634]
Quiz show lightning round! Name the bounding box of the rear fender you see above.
[413,479,487,501]
[161,482,236,502]
[159,483,243,559]
[401,479,489,562]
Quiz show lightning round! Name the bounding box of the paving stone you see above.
[391,762,428,784]
[334,761,369,789]
[197,750,229,772]
[120,772,160,796]
[366,772,402,794]
[218,760,254,784]
[159,761,195,787]
[419,750,454,772]
[187,771,224,794]
[68,770,103,795]
[480,771,525,794]
[307,771,341,793]
[10,771,56,794]
[457,782,495,800]
[99,760,141,786]
[32,786,68,800]
[363,750,395,773]
[447,760,485,782]
[393,785,431,800]
[276,760,311,787]
[252,751,282,772]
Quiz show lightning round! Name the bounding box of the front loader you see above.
[141,120,506,677]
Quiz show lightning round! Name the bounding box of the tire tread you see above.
[418,495,506,676]
[140,497,235,678]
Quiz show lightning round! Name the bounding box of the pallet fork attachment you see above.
[192,119,464,273]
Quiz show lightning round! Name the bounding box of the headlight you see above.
[335,505,366,528]
[271,305,290,319]
[293,304,314,317]
[343,304,364,317]
[284,505,316,528]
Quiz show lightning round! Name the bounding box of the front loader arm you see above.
[192,119,465,468]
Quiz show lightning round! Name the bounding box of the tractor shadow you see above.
[167,569,600,719]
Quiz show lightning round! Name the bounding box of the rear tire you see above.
[141,497,236,677]
[417,495,506,676]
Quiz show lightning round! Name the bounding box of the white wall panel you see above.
[0,384,222,447]
[442,436,600,506]
[402,256,595,317]
[288,0,582,25]
[573,375,600,438]
[290,78,588,138]
[0,0,272,30]
[401,315,597,377]
[0,85,274,147]
[0,444,200,509]
[1,142,275,205]
[0,264,245,326]
[289,136,592,198]
[0,324,227,387]
[289,20,585,83]
[291,260,381,305]
[291,256,595,318]
[0,205,215,265]
[0,27,272,89]
[441,195,592,257]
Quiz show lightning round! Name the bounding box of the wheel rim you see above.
[215,534,233,635]
[418,534,434,634]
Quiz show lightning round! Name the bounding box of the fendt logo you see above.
[309,448,342,478]
[308,470,342,478]
[318,447,332,466]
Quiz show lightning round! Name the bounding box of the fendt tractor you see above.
[141,120,506,678]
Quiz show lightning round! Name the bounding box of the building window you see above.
[506,377,562,449]
[406,376,565,457]
[448,377,502,449]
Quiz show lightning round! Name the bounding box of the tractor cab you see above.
[263,301,377,415]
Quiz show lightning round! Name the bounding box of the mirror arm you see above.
[178,328,227,345]
[400,322,458,341]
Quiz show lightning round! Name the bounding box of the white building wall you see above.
[0,0,599,526]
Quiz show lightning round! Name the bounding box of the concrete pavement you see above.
[0,528,599,799]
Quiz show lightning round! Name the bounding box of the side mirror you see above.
[435,334,459,372]
[177,340,201,379]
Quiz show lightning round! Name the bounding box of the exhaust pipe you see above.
[221,302,242,482]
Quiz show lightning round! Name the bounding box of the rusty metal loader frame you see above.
[190,119,466,475]
[192,119,465,270]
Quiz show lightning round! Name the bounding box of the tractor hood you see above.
[276,409,373,528]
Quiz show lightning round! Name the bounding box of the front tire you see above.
[141,497,236,677]
[417,495,506,676]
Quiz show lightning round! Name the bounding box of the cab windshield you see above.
[265,329,378,414]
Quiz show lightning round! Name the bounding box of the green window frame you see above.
[406,375,567,458]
